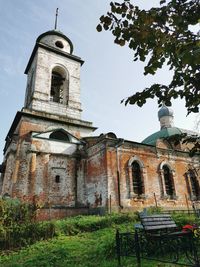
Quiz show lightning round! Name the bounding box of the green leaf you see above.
[96,24,102,32]
[123,20,129,27]
[119,39,126,46]
[160,0,166,4]
[97,0,200,118]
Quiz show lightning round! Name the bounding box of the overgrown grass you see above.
[0,224,171,267]
[0,211,196,267]
[54,212,137,236]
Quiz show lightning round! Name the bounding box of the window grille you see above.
[132,161,143,195]
[163,165,174,197]
[189,169,199,199]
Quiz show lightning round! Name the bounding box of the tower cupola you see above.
[158,103,174,129]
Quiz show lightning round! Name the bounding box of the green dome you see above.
[142,127,183,146]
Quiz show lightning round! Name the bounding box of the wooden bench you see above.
[135,214,196,265]
[116,213,199,267]
[139,213,179,236]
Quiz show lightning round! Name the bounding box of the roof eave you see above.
[24,43,84,74]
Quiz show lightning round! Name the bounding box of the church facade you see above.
[0,30,199,220]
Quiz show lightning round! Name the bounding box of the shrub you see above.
[0,198,56,250]
[172,213,197,228]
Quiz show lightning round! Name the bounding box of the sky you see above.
[0,0,199,163]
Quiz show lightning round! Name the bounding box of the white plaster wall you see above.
[160,116,174,129]
[32,139,77,155]
[31,47,82,120]
[77,159,87,205]
[40,35,71,54]
[24,55,38,108]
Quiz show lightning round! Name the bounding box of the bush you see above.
[0,202,136,252]
[172,213,197,228]
[0,198,56,250]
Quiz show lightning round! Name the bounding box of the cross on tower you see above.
[54,8,59,30]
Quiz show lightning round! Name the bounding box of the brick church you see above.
[0,29,199,219]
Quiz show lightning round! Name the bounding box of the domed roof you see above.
[158,104,174,119]
[36,30,74,54]
[142,127,182,146]
[24,29,84,74]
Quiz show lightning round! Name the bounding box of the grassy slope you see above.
[0,224,175,267]
[1,213,195,267]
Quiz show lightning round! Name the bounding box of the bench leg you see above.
[135,230,141,267]
[116,230,121,267]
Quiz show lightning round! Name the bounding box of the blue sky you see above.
[0,0,198,162]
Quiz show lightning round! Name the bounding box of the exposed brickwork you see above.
[1,30,199,221]
[1,114,199,220]
[83,137,199,213]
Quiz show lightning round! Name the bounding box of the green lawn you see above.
[0,225,178,267]
[0,212,197,267]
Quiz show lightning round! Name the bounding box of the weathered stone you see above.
[0,29,199,220]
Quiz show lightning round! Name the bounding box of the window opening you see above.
[55,175,60,183]
[50,71,65,103]
[132,161,143,195]
[189,170,199,199]
[55,41,64,49]
[163,165,174,197]
[49,130,70,142]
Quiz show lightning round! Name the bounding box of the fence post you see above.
[116,230,121,266]
[185,194,190,214]
[154,192,158,208]
[134,230,141,267]
[191,235,200,267]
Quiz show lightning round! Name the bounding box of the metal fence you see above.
[116,230,200,267]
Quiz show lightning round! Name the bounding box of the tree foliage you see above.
[97,0,200,114]
[165,133,200,156]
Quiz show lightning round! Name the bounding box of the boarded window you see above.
[132,161,143,195]
[163,165,174,197]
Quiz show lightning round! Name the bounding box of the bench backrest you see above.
[140,214,177,232]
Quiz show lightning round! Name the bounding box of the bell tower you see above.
[24,30,84,120]
[1,26,96,213]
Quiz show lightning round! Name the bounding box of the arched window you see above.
[50,71,64,103]
[188,169,199,200]
[132,161,143,195]
[50,67,69,104]
[163,165,175,198]
[49,130,70,142]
